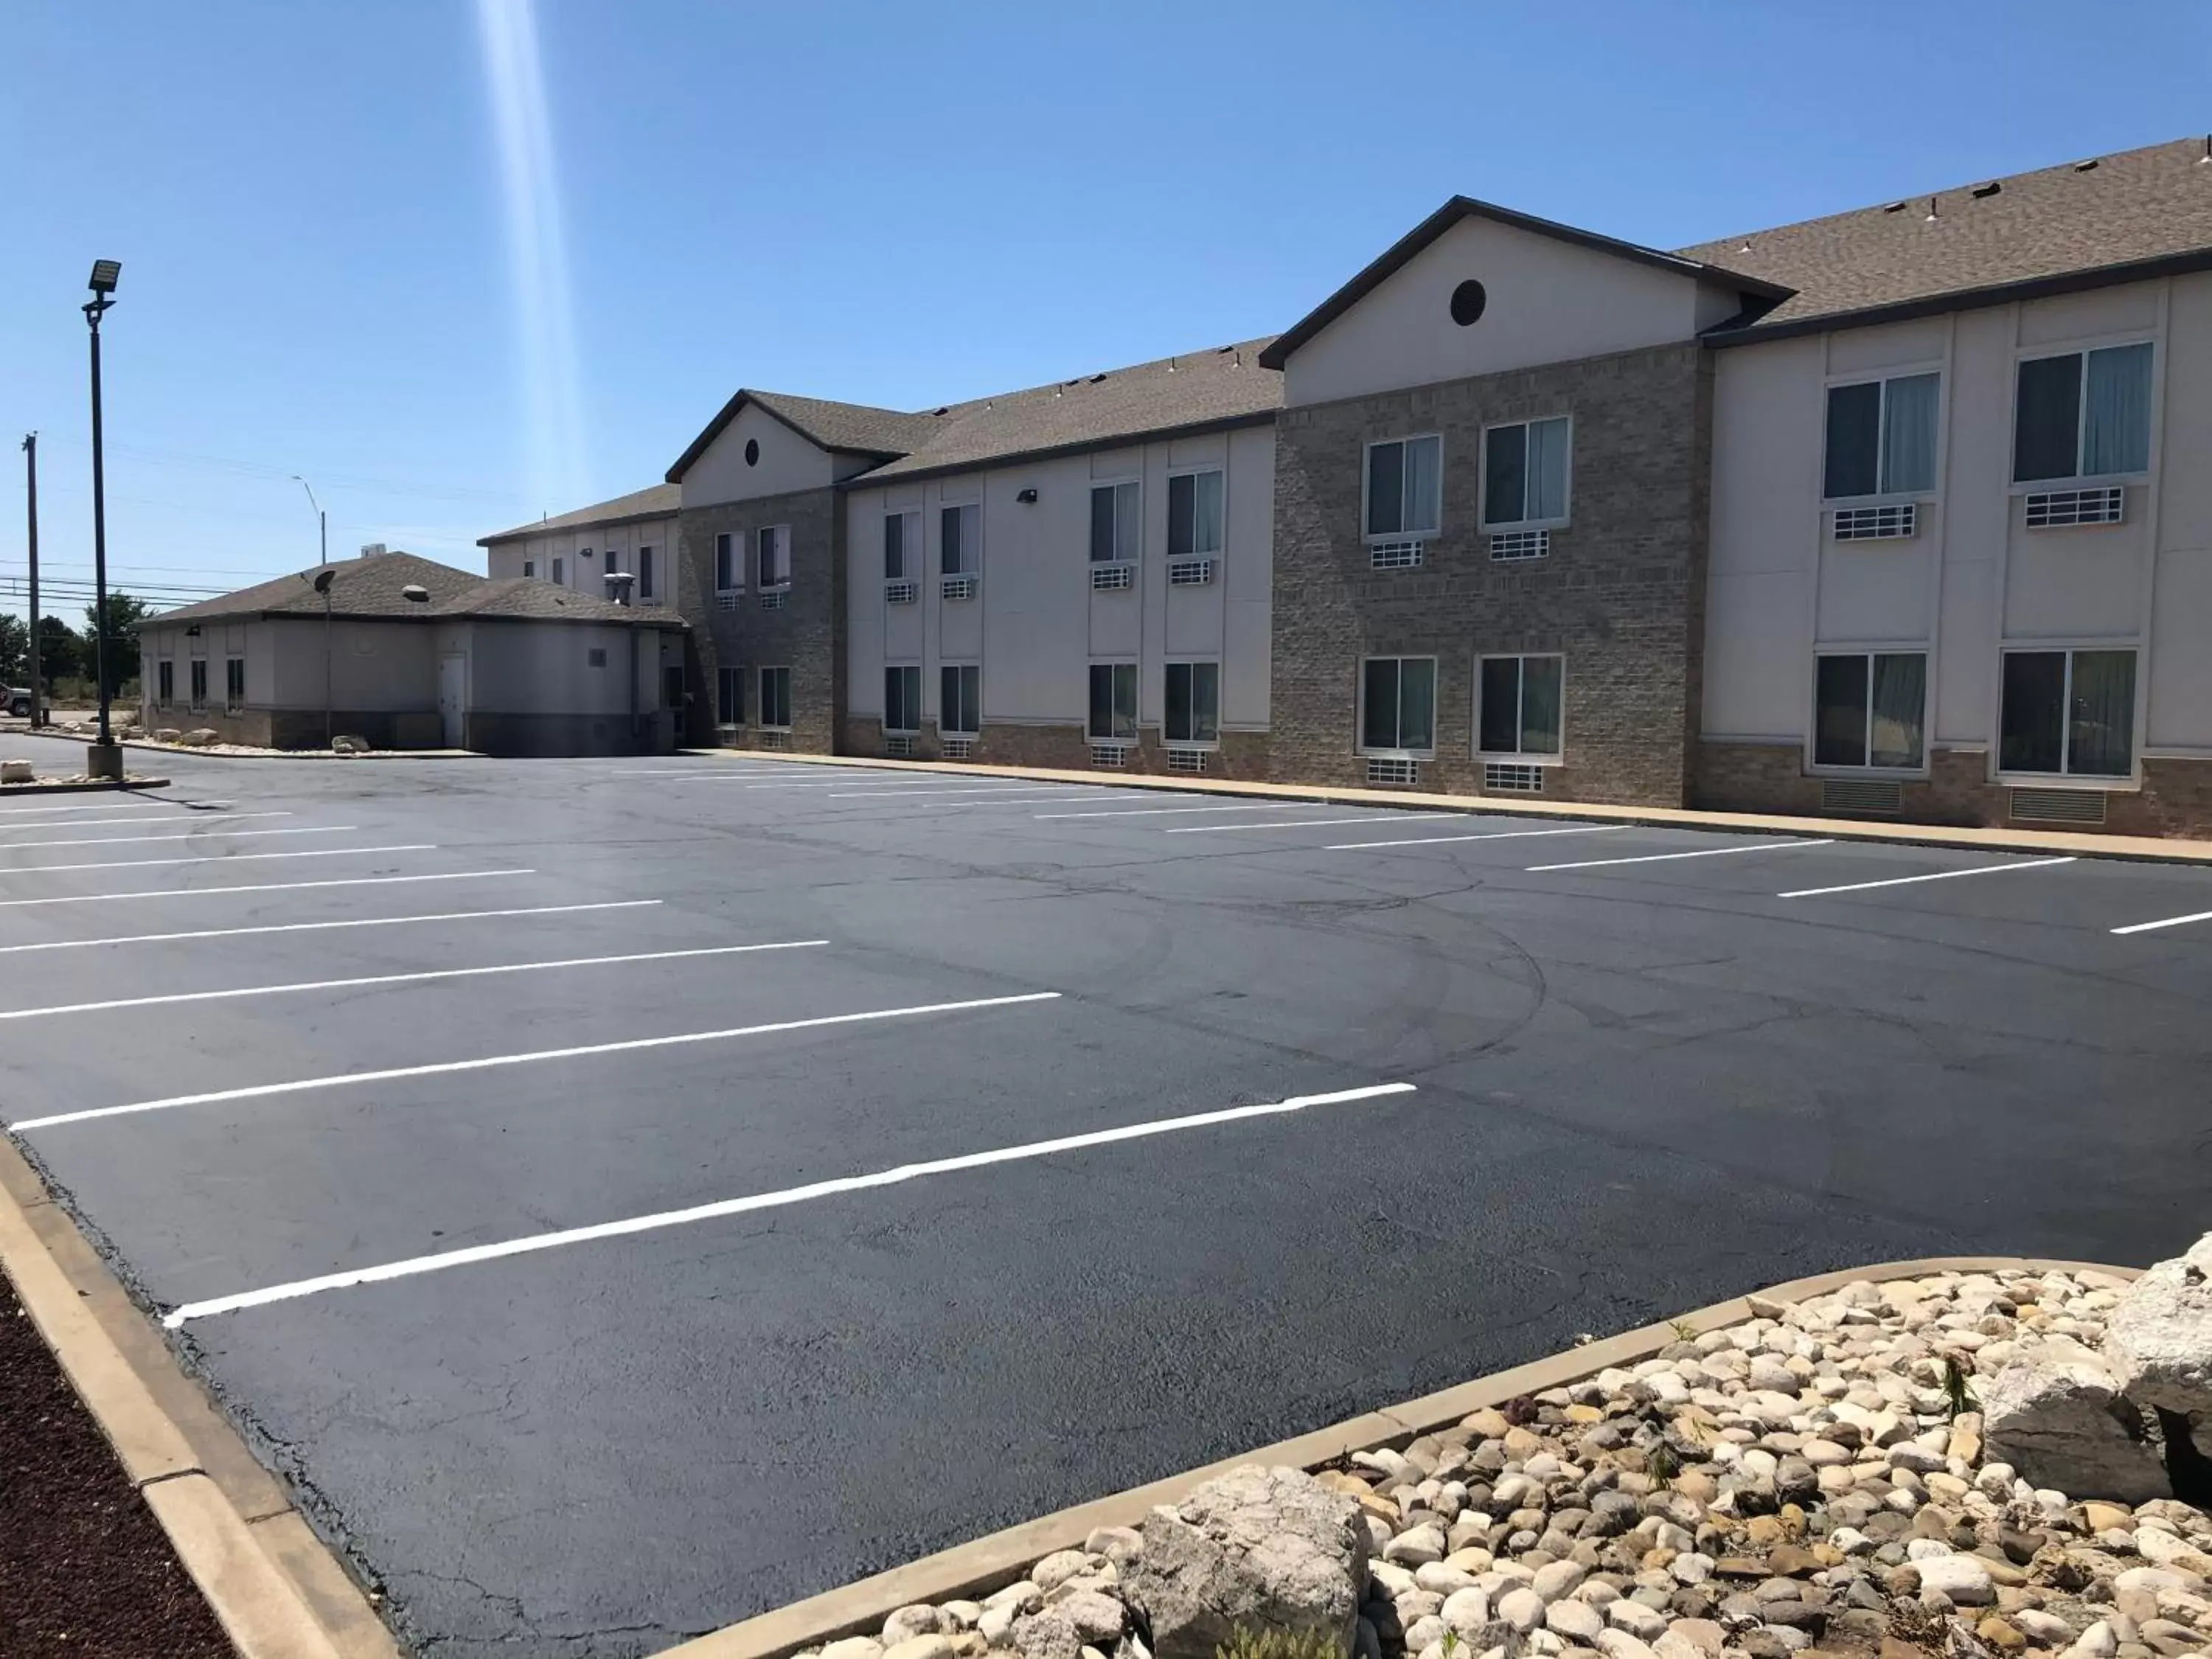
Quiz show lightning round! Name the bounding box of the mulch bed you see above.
[1,1277,233,1658]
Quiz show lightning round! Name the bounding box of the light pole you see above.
[293,476,327,566]
[83,260,122,780]
[20,434,40,729]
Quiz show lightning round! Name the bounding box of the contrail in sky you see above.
[475,0,587,515]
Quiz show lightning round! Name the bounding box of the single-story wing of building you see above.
[135,549,689,756]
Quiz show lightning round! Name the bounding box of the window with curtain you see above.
[1359,658,1436,753]
[1484,417,1571,526]
[940,664,980,735]
[757,666,791,729]
[1366,436,1442,538]
[1088,663,1137,740]
[883,666,921,733]
[2000,649,2135,776]
[1824,375,1939,498]
[1814,652,1925,768]
[757,527,790,587]
[1088,483,1139,563]
[883,512,919,580]
[1167,472,1224,558]
[1164,661,1220,744]
[2014,343,2152,481]
[941,503,981,574]
[1478,655,1563,757]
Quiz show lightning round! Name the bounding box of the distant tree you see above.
[0,615,24,686]
[83,592,153,698]
[36,615,82,685]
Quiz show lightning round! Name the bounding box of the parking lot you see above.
[2,730,2209,1658]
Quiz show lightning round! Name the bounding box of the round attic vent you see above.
[744,438,760,466]
[1449,279,1488,327]
[401,584,430,603]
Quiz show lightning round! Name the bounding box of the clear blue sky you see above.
[2,0,2206,611]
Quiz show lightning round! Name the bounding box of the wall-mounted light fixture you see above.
[1015,487,1038,504]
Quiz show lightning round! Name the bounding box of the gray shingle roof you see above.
[480,482,681,546]
[144,553,681,630]
[747,392,946,458]
[1681,136,2212,335]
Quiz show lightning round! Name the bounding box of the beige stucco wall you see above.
[483,514,679,608]
[682,403,835,508]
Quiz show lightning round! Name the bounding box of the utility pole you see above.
[83,260,122,779]
[19,434,39,729]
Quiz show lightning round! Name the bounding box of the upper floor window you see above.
[1825,373,1938,499]
[714,532,740,592]
[883,510,919,580]
[637,546,658,601]
[941,503,980,575]
[1167,471,1224,558]
[1483,417,1571,529]
[1814,651,1925,770]
[1359,656,1436,755]
[1365,436,1441,540]
[2014,343,2152,483]
[2000,648,2135,778]
[883,665,922,734]
[759,526,790,588]
[552,556,564,586]
[1089,483,1138,564]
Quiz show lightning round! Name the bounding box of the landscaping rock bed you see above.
[793,1246,2211,1659]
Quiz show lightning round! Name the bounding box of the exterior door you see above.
[438,653,466,748]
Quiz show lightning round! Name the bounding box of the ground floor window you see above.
[716,665,744,726]
[758,665,791,731]
[1088,662,1137,741]
[941,664,980,736]
[1814,651,1925,769]
[225,657,246,714]
[2000,648,2135,778]
[1359,657,1436,754]
[1164,661,1219,745]
[884,665,921,734]
[156,660,173,705]
[1477,655,1563,759]
[189,658,208,709]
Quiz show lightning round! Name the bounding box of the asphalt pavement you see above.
[1,729,2208,1658]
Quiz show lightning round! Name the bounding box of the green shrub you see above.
[1215,1624,1352,1659]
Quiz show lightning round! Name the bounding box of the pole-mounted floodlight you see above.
[82,259,123,779]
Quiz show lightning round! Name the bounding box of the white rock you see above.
[1086,1526,1144,1565]
[1033,1552,1093,1594]
[883,1638,954,1659]
[1607,1601,1669,1642]
[1913,1554,1994,1606]
[823,1641,884,1659]
[1385,1526,1447,1568]
[2106,1234,2212,1420]
[1498,1587,1546,1632]
[2064,1621,2119,1659]
[1906,1539,1956,1561]
[2014,1610,2076,1645]
[985,1582,1044,1613]
[1414,1563,1477,1596]
[1405,1618,1447,1655]
[1055,1591,1124,1646]
[1546,1601,1607,1643]
[1531,1560,1586,1602]
[0,760,32,784]
[1440,1587,1491,1634]
[1595,1631,1662,1659]
[1981,1340,2169,1506]
[1368,1562,1416,1599]
[979,1606,1020,1646]
[1670,1554,1714,1585]
[883,1607,950,1644]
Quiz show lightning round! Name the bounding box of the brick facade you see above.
[839,717,1271,779]
[1697,740,2212,838]
[676,485,844,754]
[1270,343,1712,806]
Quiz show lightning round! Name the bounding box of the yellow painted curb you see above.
[661,1253,2140,1659]
[684,748,2212,866]
[0,1138,399,1659]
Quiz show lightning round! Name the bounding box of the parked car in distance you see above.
[4,688,31,718]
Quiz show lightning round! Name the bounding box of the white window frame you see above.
[714,531,742,594]
[1478,415,1573,532]
[1163,658,1221,750]
[1820,367,1944,505]
[1361,434,1443,543]
[1806,646,1931,778]
[2006,335,2158,493]
[1356,655,1438,759]
[883,664,922,735]
[758,526,791,590]
[757,664,793,733]
[1087,661,1138,743]
[1166,467,1225,560]
[939,500,981,577]
[1088,479,1141,566]
[939,662,981,738]
[883,509,920,581]
[1992,642,2142,787]
[1474,653,1565,764]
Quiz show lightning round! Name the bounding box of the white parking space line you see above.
[0,823,345,852]
[0,939,827,1022]
[159,1081,1414,1326]
[0,811,288,835]
[0,869,532,909]
[1778,856,2076,900]
[0,899,661,953]
[1166,813,1469,835]
[1528,838,1835,873]
[0,843,433,877]
[1033,803,1306,820]
[13,990,1063,1132]
[0,799,194,818]
[857,792,1155,809]
[1324,825,1627,851]
[827,785,1098,799]
[2112,908,2212,936]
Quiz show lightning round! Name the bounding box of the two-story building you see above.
[488,135,2212,838]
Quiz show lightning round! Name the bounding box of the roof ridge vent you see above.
[2075,159,2101,172]
[931,406,949,416]
[1971,181,2001,199]
[1883,200,1908,212]
[1088,372,1106,383]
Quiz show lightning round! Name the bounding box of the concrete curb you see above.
[683,749,2212,866]
[0,1137,397,1659]
[0,776,173,796]
[660,1254,2140,1659]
